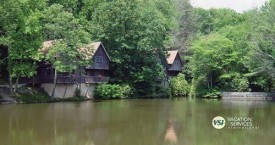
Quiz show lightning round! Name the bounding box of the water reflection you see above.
[164,117,178,144]
[222,100,270,108]
[0,99,275,145]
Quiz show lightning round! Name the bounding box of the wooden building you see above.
[85,42,111,83]
[36,41,111,98]
[36,41,111,84]
[165,50,183,78]
[155,50,183,87]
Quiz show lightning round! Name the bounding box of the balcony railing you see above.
[84,76,109,83]
[56,76,78,84]
[56,76,109,84]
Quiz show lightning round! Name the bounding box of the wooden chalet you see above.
[155,50,183,86]
[165,50,183,78]
[36,41,111,84]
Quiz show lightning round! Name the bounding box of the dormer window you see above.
[95,56,103,63]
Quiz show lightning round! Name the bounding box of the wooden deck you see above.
[56,76,109,84]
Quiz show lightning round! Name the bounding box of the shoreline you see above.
[2,95,275,105]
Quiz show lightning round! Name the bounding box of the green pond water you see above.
[0,99,275,145]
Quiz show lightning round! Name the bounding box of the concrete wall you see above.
[41,83,96,99]
[222,92,275,100]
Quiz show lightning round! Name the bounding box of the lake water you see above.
[0,99,275,145]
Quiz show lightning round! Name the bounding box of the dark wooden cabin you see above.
[36,41,111,84]
[165,50,183,78]
[85,42,111,83]
[155,50,183,84]
[86,42,110,70]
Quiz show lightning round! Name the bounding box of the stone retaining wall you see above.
[222,92,275,100]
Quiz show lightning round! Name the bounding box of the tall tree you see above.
[91,0,176,96]
[194,8,244,35]
[41,4,91,98]
[188,33,247,96]
[0,0,46,95]
[172,0,197,51]
[247,0,275,91]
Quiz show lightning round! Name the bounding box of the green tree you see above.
[246,1,275,91]
[91,0,176,96]
[194,8,244,35]
[0,0,46,95]
[169,73,189,97]
[188,33,236,96]
[41,4,91,98]
[172,0,197,51]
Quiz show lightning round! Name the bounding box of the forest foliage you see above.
[0,0,274,97]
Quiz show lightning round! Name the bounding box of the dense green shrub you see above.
[197,88,221,98]
[152,84,171,98]
[95,84,133,99]
[18,94,86,103]
[169,73,190,98]
[219,73,249,92]
[61,96,86,102]
[75,88,81,98]
[231,75,249,92]
[142,84,171,98]
[18,92,50,103]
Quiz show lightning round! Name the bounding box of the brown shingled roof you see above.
[166,50,179,64]
[41,40,56,55]
[40,40,110,61]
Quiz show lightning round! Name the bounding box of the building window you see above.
[95,56,103,63]
[175,60,180,66]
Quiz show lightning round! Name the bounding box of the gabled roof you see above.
[41,40,111,61]
[79,42,111,61]
[166,50,179,65]
[41,40,56,55]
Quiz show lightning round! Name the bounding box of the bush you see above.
[231,75,249,92]
[197,88,221,98]
[61,96,86,102]
[75,88,81,98]
[219,73,249,92]
[169,73,190,98]
[95,84,133,99]
[152,84,171,98]
[18,92,50,103]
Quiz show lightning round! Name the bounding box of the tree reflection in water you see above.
[1,99,275,145]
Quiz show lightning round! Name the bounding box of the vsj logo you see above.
[212,116,226,129]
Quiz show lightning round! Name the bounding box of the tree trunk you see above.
[32,76,35,87]
[14,75,19,93]
[84,84,89,98]
[207,77,210,89]
[51,69,57,99]
[78,65,82,97]
[210,74,213,89]
[63,84,68,99]
[9,75,14,96]
[268,79,272,92]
